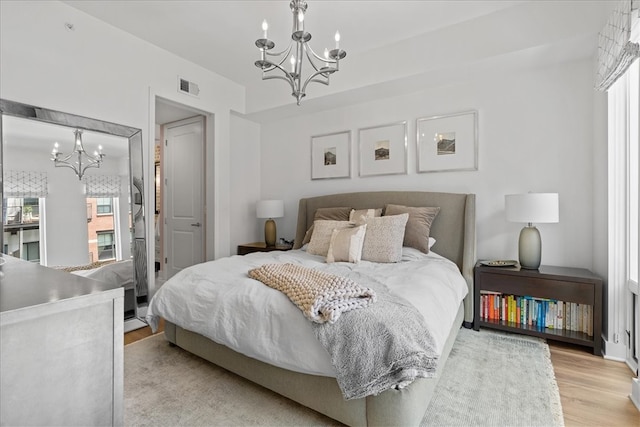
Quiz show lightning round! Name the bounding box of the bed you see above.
[64,260,135,317]
[147,191,476,426]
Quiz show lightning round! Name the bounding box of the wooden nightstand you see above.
[237,242,293,255]
[474,263,603,355]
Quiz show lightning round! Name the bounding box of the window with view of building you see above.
[97,231,115,260]
[87,196,117,262]
[96,197,113,214]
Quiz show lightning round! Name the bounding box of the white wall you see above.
[230,114,261,252]
[260,59,601,270]
[0,1,248,286]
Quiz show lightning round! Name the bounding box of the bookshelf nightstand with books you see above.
[474,264,603,355]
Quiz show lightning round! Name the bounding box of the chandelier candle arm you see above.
[255,0,346,105]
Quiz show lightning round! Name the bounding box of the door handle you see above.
[191,222,201,227]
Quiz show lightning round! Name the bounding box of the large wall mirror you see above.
[0,99,148,324]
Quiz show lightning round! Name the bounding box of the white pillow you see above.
[349,208,382,223]
[360,213,409,263]
[326,224,367,263]
[307,220,353,257]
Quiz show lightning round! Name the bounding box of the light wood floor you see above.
[548,341,638,426]
[125,324,639,425]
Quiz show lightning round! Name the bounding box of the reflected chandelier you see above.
[51,129,105,180]
[254,0,346,105]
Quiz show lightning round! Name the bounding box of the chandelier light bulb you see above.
[262,19,268,38]
[335,31,340,49]
[298,11,304,22]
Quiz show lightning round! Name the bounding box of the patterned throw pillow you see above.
[360,213,409,263]
[384,204,440,253]
[326,224,367,263]
[307,220,353,257]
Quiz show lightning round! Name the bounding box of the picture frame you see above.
[358,121,407,177]
[416,110,478,173]
[310,130,351,180]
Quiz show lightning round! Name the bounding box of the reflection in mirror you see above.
[0,99,148,325]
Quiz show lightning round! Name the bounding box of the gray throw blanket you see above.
[312,268,439,400]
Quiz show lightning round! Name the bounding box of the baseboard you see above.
[631,378,640,412]
[602,337,627,361]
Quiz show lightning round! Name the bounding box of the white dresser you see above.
[0,255,124,426]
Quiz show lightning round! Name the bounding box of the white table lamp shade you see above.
[505,193,559,270]
[256,200,284,219]
[505,193,559,224]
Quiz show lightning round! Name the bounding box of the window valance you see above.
[83,175,121,198]
[4,170,48,198]
[596,0,640,91]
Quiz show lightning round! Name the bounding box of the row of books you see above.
[479,291,593,336]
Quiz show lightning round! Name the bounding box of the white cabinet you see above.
[0,255,124,426]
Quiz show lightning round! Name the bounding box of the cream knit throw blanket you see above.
[248,263,377,323]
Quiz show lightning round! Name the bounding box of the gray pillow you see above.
[384,204,440,253]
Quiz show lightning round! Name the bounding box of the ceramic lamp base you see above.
[264,218,277,247]
[518,225,541,269]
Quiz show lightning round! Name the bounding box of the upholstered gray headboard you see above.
[294,191,476,325]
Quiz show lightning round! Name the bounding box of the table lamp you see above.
[505,193,559,270]
[256,200,284,247]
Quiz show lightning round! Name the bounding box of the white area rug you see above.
[421,329,564,426]
[124,328,563,426]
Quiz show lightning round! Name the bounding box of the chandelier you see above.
[51,129,105,180]
[254,0,346,105]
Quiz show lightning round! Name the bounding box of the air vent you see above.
[178,77,200,97]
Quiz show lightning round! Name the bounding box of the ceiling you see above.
[3,115,130,159]
[61,1,614,121]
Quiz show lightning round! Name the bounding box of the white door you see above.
[164,116,205,279]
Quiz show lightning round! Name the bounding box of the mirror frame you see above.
[0,99,149,321]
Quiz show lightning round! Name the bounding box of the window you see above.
[97,231,115,261]
[608,57,639,369]
[87,197,118,262]
[96,198,113,215]
[2,197,41,261]
[22,241,40,262]
[628,60,639,368]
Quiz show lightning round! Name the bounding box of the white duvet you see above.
[146,247,468,378]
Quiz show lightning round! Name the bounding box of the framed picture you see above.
[416,110,478,173]
[310,130,351,180]
[358,121,407,177]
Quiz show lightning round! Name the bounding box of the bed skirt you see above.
[163,304,464,427]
